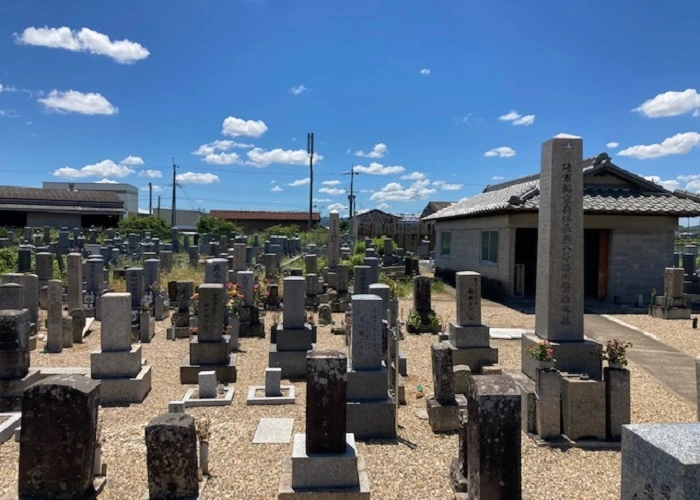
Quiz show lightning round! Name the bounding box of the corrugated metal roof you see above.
[0,203,124,215]
[424,155,700,221]
[0,186,123,204]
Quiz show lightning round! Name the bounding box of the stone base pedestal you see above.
[97,364,152,406]
[167,326,190,340]
[648,304,692,320]
[0,369,41,411]
[561,374,606,440]
[447,342,499,374]
[426,395,467,433]
[179,354,237,384]
[347,366,389,400]
[278,434,370,499]
[276,325,314,351]
[521,334,602,380]
[347,398,396,440]
[139,316,156,343]
[268,344,315,380]
[240,321,265,338]
[448,323,489,348]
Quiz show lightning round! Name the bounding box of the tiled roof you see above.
[0,186,123,204]
[424,155,700,221]
[420,201,456,218]
[211,210,320,221]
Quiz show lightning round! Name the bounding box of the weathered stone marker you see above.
[145,413,199,499]
[306,350,347,454]
[19,375,100,499]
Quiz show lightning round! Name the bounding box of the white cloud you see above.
[606,142,620,149]
[96,178,118,184]
[328,202,348,212]
[52,159,134,179]
[203,152,240,165]
[192,140,253,156]
[498,110,535,126]
[289,177,310,187]
[319,187,346,195]
[313,198,331,202]
[140,184,163,193]
[491,176,504,181]
[432,180,462,191]
[120,155,144,166]
[176,172,219,184]
[222,116,268,137]
[38,90,117,115]
[138,169,162,179]
[15,26,149,64]
[289,84,310,95]
[0,110,19,118]
[353,162,405,175]
[370,179,436,202]
[644,176,680,192]
[247,147,321,167]
[354,143,388,158]
[634,89,700,118]
[419,68,431,76]
[322,180,341,186]
[484,146,516,158]
[554,133,582,139]
[271,185,283,192]
[401,171,426,181]
[618,132,700,159]
[377,203,390,211]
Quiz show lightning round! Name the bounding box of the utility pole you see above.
[344,165,358,238]
[307,133,314,231]
[157,195,161,218]
[171,159,178,228]
[148,182,153,215]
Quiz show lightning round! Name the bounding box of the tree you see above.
[196,215,242,237]
[118,215,170,239]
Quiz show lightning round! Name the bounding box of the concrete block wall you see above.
[608,228,675,304]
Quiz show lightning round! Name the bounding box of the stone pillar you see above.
[413,276,432,315]
[456,271,481,326]
[605,367,631,441]
[160,250,173,273]
[233,243,246,271]
[306,350,348,454]
[144,259,160,295]
[125,267,145,311]
[328,210,340,268]
[188,246,199,266]
[46,279,63,353]
[198,284,224,342]
[283,277,306,329]
[145,413,198,499]
[535,136,584,341]
[237,270,255,307]
[0,283,23,309]
[0,310,30,379]
[353,266,371,295]
[664,267,685,298]
[305,254,318,276]
[466,375,521,498]
[19,375,100,499]
[369,283,390,321]
[337,265,349,294]
[264,253,276,278]
[432,343,455,404]
[351,294,383,370]
[205,258,228,285]
[17,247,32,272]
[35,252,53,287]
[67,253,83,312]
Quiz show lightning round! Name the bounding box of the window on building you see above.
[440,231,451,256]
[481,230,499,264]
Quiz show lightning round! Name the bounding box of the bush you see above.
[118,215,170,239]
[263,224,299,239]
[0,248,17,275]
[196,215,242,237]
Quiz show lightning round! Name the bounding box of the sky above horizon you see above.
[1,1,700,218]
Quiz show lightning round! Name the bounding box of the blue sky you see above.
[1,1,700,218]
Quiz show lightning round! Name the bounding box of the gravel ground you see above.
[610,313,700,358]
[0,292,695,499]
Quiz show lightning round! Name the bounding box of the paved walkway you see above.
[584,314,697,406]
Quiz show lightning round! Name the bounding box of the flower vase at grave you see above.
[608,361,623,370]
[537,360,555,371]
[199,441,209,476]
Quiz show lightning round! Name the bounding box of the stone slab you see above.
[346,399,396,440]
[275,324,314,352]
[167,326,191,340]
[448,323,490,348]
[648,304,692,320]
[447,343,499,374]
[427,394,467,433]
[90,345,142,379]
[179,354,237,384]
[0,412,21,445]
[98,364,152,406]
[521,333,601,380]
[278,455,370,499]
[189,336,231,365]
[490,328,526,340]
[347,366,389,401]
[621,423,700,499]
[181,387,234,408]
[253,418,295,444]
[268,344,314,380]
[291,433,359,489]
[247,386,296,405]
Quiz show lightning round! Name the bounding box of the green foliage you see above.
[431,278,445,294]
[0,227,7,238]
[263,224,299,240]
[371,236,385,255]
[300,226,328,247]
[0,248,17,275]
[196,215,242,237]
[118,215,170,239]
[339,220,349,232]
[353,241,365,255]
